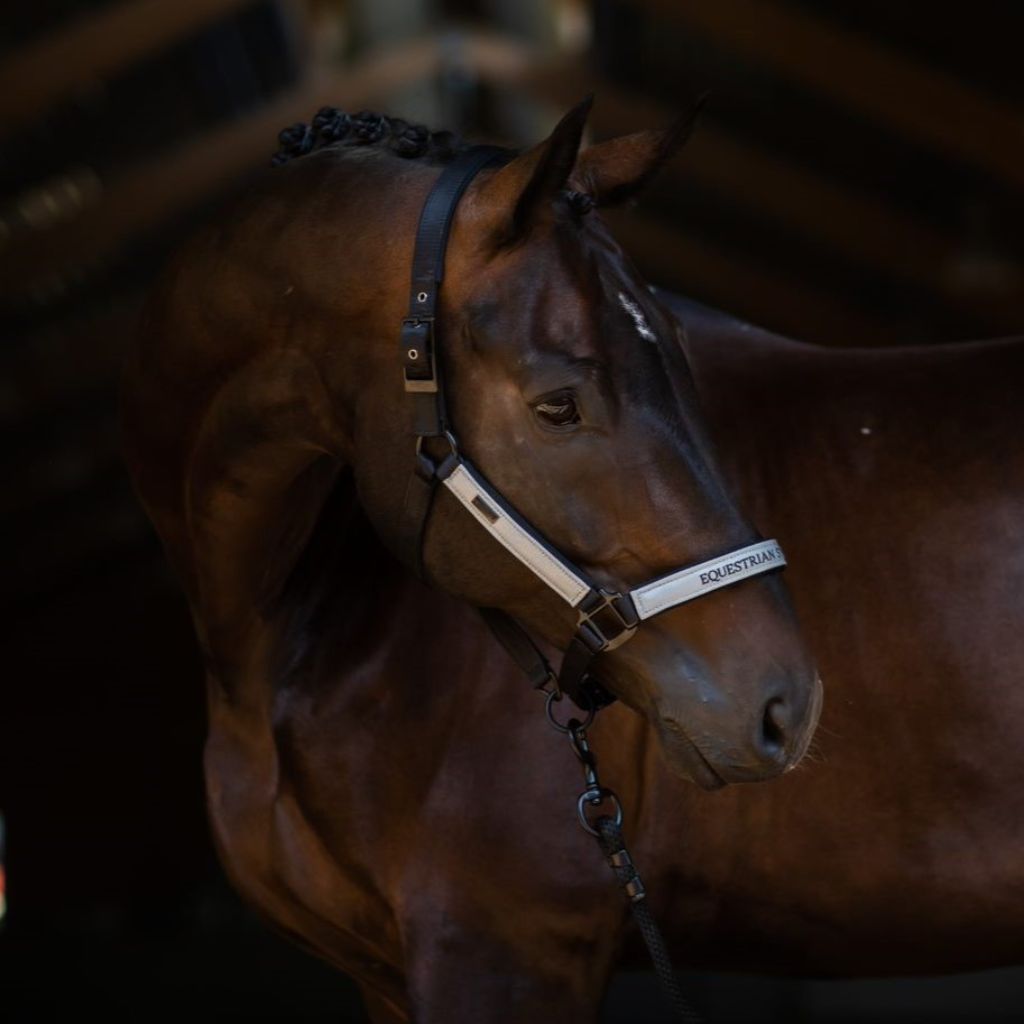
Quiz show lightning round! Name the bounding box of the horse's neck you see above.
[182,366,476,718]
[179,348,330,631]
[664,288,1024,486]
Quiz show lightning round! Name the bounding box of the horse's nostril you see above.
[760,697,787,757]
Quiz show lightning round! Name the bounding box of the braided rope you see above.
[596,817,704,1023]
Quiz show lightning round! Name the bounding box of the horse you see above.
[120,101,1024,1022]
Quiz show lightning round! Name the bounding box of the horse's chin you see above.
[654,719,729,791]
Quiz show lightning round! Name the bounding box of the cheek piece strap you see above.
[394,146,786,709]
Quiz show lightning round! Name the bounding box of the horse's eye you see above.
[533,392,580,428]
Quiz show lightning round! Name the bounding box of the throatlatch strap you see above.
[478,608,617,710]
[477,608,554,690]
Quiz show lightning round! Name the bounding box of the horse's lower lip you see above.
[659,721,727,790]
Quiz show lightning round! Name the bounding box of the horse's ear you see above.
[482,96,592,246]
[573,96,707,207]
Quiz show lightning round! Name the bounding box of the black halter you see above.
[395,146,786,709]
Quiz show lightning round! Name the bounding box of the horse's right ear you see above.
[480,97,592,247]
[572,96,707,207]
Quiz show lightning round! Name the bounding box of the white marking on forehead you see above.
[618,291,657,344]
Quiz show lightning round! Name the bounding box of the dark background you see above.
[2,2,1023,1020]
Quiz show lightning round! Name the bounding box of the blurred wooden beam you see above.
[0,0,259,132]
[1,295,143,428]
[2,407,122,521]
[0,32,481,300]
[638,0,1024,189]
[0,31,541,300]
[11,26,1018,338]
[1,473,155,613]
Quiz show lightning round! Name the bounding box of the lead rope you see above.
[544,692,704,1023]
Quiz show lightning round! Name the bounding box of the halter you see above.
[396,145,786,708]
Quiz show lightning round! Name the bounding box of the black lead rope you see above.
[546,695,703,1023]
[481,603,700,1017]
[596,819,703,1024]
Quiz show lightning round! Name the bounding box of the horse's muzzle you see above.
[655,671,823,788]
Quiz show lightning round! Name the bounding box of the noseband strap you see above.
[397,146,787,708]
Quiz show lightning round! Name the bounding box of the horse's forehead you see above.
[458,222,662,366]
[463,240,591,328]
[499,234,625,318]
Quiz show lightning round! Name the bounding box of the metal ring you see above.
[416,432,459,470]
[576,787,623,837]
[545,689,595,733]
[417,291,428,303]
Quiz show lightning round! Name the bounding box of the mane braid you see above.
[271,108,469,167]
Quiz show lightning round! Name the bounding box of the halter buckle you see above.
[402,317,437,393]
[576,590,639,653]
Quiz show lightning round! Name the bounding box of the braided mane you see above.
[272,108,469,167]
[272,107,596,217]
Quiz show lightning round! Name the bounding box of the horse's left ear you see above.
[572,97,706,207]
[481,96,592,246]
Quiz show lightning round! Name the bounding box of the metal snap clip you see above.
[576,787,623,837]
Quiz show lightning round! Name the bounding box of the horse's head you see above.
[351,101,821,787]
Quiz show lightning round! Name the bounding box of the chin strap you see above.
[477,606,618,709]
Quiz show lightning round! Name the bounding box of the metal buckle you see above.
[575,590,638,653]
[402,317,437,393]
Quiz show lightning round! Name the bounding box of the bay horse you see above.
[121,101,1024,1022]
